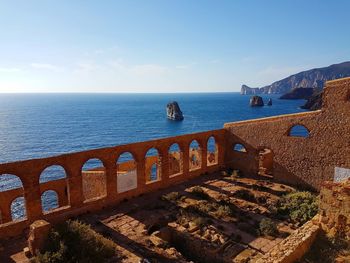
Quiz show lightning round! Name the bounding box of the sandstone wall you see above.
[319,178,350,239]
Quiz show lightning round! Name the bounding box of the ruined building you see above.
[0,78,349,262]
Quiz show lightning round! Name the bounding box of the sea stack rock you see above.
[267,98,272,106]
[250,96,264,107]
[167,101,184,121]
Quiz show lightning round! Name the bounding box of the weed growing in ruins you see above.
[32,220,116,263]
[231,169,242,178]
[192,216,206,227]
[191,186,210,200]
[215,205,234,218]
[232,189,256,202]
[161,191,181,202]
[276,191,318,225]
[259,218,278,237]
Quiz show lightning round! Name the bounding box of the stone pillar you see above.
[24,184,43,222]
[67,167,84,208]
[160,147,170,183]
[200,139,208,171]
[181,142,190,175]
[28,220,52,256]
[217,135,226,168]
[105,161,118,201]
[137,157,146,192]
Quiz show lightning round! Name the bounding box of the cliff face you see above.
[301,91,323,110]
[241,85,262,95]
[279,88,314,100]
[241,61,350,95]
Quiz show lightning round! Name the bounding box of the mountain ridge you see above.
[241,61,350,95]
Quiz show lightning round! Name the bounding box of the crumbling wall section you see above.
[256,216,320,263]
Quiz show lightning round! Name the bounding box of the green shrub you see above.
[259,218,278,236]
[192,216,206,227]
[161,191,181,202]
[233,189,256,202]
[277,191,318,225]
[231,169,242,178]
[191,186,210,200]
[32,220,116,263]
[215,205,234,218]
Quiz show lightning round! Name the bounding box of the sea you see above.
[0,93,308,218]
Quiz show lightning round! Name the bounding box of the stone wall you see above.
[224,77,350,190]
[319,178,350,239]
[256,216,320,263]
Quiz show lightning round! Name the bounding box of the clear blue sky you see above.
[0,0,349,93]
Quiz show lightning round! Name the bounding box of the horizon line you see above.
[0,91,243,94]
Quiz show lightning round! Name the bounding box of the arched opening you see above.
[116,152,137,193]
[41,190,59,212]
[288,125,310,137]
[145,148,161,183]
[258,148,274,178]
[81,158,107,201]
[0,174,26,223]
[189,140,201,171]
[40,165,68,211]
[40,165,66,183]
[207,136,218,166]
[233,143,247,153]
[168,143,183,177]
[11,196,26,221]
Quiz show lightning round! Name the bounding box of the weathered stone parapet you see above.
[319,178,350,239]
[256,216,320,263]
[0,129,225,239]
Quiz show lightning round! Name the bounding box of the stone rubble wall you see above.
[256,216,320,263]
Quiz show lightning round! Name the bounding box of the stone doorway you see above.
[258,148,273,178]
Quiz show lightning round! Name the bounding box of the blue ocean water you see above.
[0,93,307,163]
[0,93,308,218]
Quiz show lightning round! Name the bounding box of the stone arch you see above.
[207,136,218,166]
[0,174,26,223]
[39,165,67,183]
[41,190,59,213]
[81,158,107,201]
[288,124,310,138]
[189,140,201,171]
[39,165,69,210]
[168,143,183,177]
[10,196,27,221]
[116,152,137,193]
[0,173,24,192]
[145,148,161,182]
[233,143,247,153]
